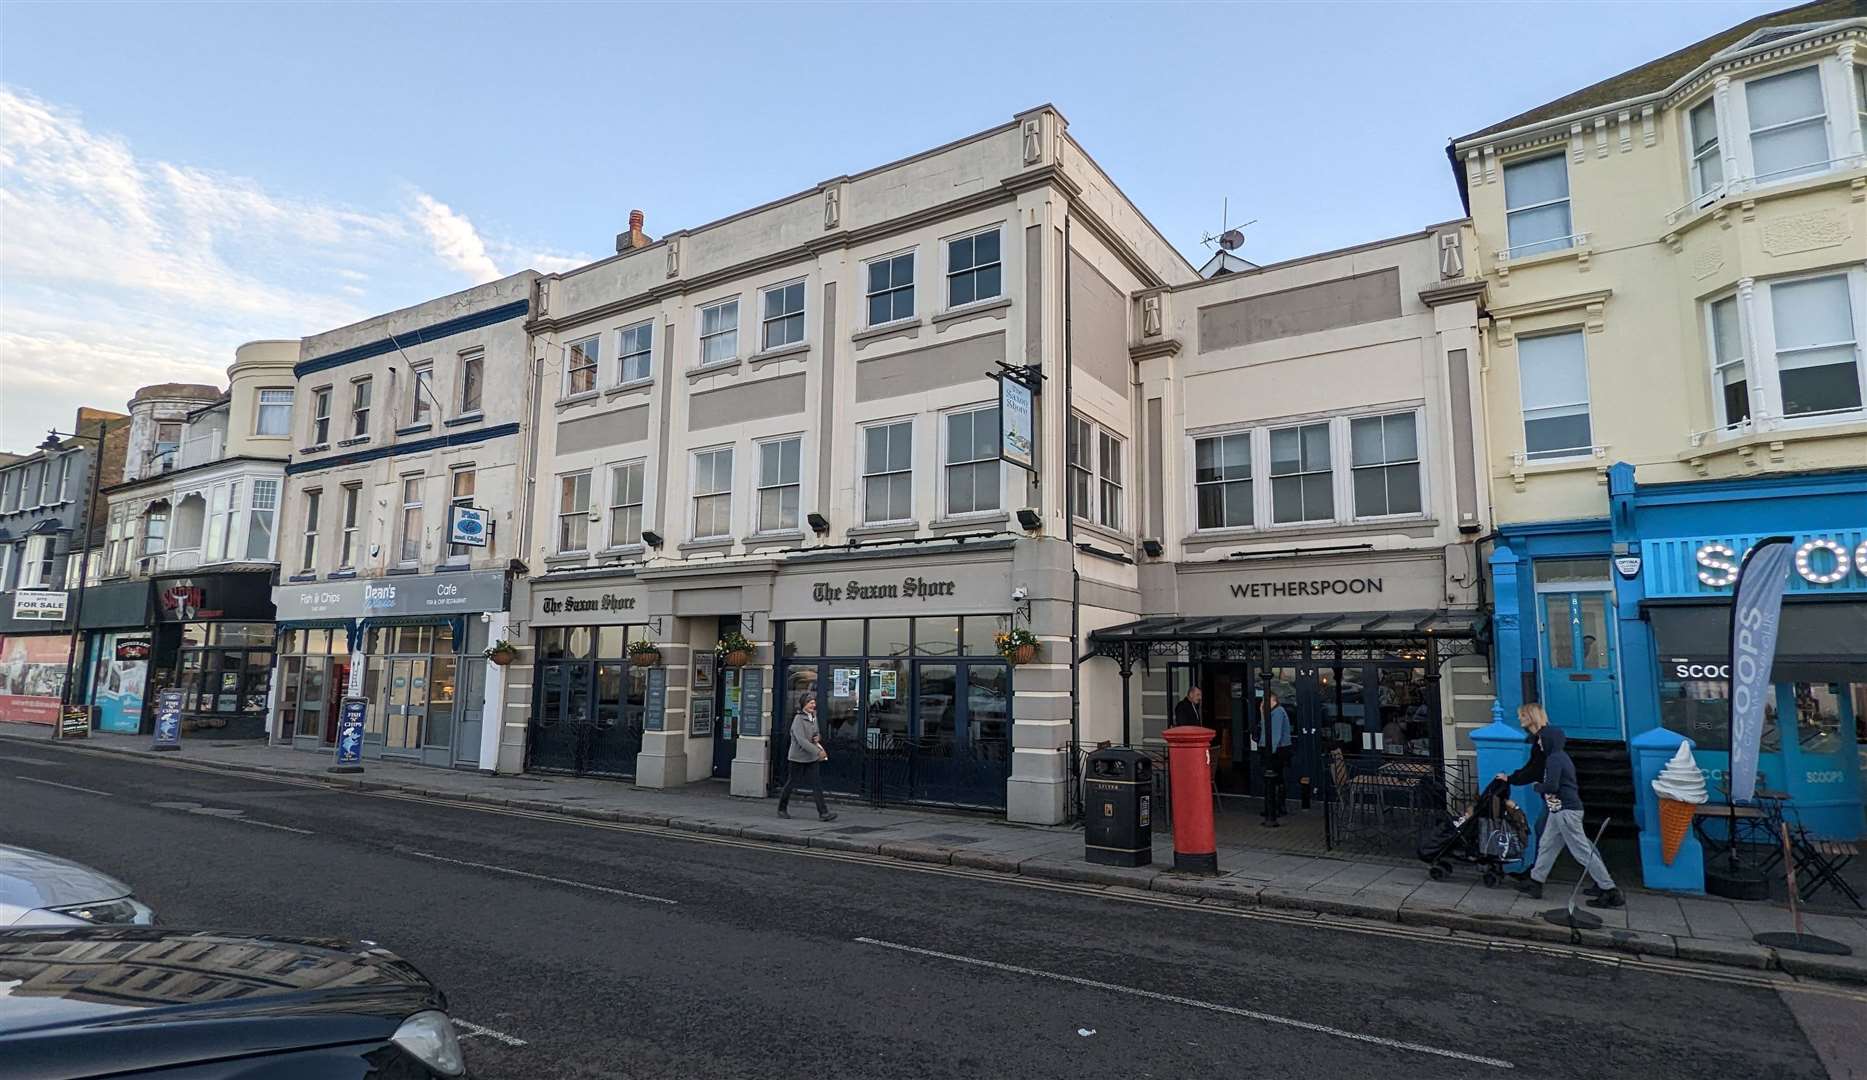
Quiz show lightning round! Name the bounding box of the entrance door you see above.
[453,659,484,768]
[421,654,457,767]
[1538,591,1622,740]
[816,663,866,796]
[712,665,741,779]
[384,657,428,755]
[910,661,1010,807]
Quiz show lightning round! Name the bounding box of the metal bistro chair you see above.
[1789,821,1864,911]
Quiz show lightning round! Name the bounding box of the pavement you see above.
[7,722,1867,991]
[3,733,1865,1079]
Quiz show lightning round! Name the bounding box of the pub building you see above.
[269,569,510,769]
[1493,463,1867,839]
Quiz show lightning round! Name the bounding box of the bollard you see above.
[1163,726,1218,874]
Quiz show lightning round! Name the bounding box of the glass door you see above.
[1537,590,1622,741]
[384,657,428,754]
[423,655,457,766]
[817,664,866,797]
[713,665,741,779]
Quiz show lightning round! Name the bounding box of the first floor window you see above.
[1194,432,1252,529]
[399,476,424,564]
[693,448,734,538]
[619,321,652,383]
[1270,422,1332,524]
[946,228,1001,307]
[862,421,913,524]
[448,469,476,558]
[53,455,71,502]
[1518,330,1592,460]
[1746,66,1829,182]
[758,437,802,532]
[944,406,1000,517]
[761,282,806,351]
[558,472,591,553]
[106,505,129,574]
[1068,416,1093,519]
[1068,416,1124,530]
[866,251,915,326]
[1350,412,1421,518]
[1770,274,1861,417]
[699,299,739,366]
[339,484,362,569]
[1503,153,1572,258]
[565,336,599,395]
[256,390,293,437]
[300,489,322,572]
[143,501,170,556]
[246,480,278,561]
[608,461,645,547]
[1710,294,1749,425]
[206,484,230,562]
[20,536,48,588]
[1097,431,1124,531]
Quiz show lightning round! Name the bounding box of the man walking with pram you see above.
[1514,710,1625,908]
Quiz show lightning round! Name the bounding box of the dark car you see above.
[0,926,467,1078]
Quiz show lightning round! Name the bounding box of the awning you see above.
[1647,600,1867,681]
[1092,609,1481,643]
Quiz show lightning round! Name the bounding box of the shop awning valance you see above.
[1087,609,1483,664]
[1646,600,1867,680]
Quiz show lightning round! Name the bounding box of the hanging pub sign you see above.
[998,374,1035,472]
[449,505,490,548]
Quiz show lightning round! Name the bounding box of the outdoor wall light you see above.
[641,529,664,548]
[1016,508,1042,532]
[1141,538,1164,558]
[807,512,831,534]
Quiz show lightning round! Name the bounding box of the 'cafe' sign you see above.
[1694,536,1867,589]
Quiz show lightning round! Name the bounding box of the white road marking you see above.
[227,816,314,835]
[147,800,313,834]
[452,1018,528,1047]
[14,775,111,796]
[854,937,1515,1070]
[401,849,678,905]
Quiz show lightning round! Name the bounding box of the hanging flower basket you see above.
[485,640,518,666]
[995,628,1039,665]
[628,639,662,667]
[717,629,754,668]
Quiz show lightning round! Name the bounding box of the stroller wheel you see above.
[1483,869,1501,888]
[1429,864,1449,881]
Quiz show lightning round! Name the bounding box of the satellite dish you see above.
[1218,229,1245,252]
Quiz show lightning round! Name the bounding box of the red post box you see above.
[1162,725,1218,874]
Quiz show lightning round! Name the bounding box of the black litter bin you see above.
[1084,746,1153,867]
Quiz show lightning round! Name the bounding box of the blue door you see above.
[1537,590,1622,740]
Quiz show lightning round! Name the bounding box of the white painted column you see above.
[478,610,508,771]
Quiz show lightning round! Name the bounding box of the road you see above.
[2,744,1861,1080]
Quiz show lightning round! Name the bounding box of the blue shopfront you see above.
[1491,462,1867,842]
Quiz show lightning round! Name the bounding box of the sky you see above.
[0,0,1787,450]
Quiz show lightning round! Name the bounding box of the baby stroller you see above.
[1417,777,1529,887]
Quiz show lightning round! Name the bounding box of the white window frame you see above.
[607,460,646,549]
[1186,409,1430,536]
[53,455,72,503]
[860,418,915,526]
[1517,328,1595,463]
[1501,153,1575,259]
[447,467,476,561]
[338,483,362,570]
[759,280,807,352]
[0,544,10,591]
[311,386,332,445]
[20,462,43,508]
[459,348,484,415]
[1686,97,1724,202]
[19,535,48,589]
[944,225,1003,310]
[1348,411,1425,522]
[398,475,424,566]
[142,501,169,557]
[350,376,372,439]
[1705,291,1753,430]
[864,248,917,328]
[564,336,599,397]
[1191,429,1254,532]
[618,321,653,384]
[205,483,230,562]
[556,471,592,554]
[1741,63,1832,186]
[755,434,803,534]
[1068,415,1125,533]
[246,479,278,561]
[1737,268,1867,431]
[0,470,17,512]
[698,298,740,368]
[256,389,293,437]
[1267,420,1334,526]
[300,488,322,573]
[691,446,735,540]
[410,362,435,424]
[939,403,1003,520]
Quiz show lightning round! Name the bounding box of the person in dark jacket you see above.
[1497,703,1553,881]
[1518,723,1623,907]
[1172,687,1204,728]
[1260,692,1292,827]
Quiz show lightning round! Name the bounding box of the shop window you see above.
[824,619,864,657]
[782,621,822,658]
[1532,557,1610,584]
[869,618,911,657]
[961,615,1010,657]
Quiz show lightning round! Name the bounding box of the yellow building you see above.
[1451,1,1867,847]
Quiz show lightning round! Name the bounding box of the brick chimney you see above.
[615,209,652,253]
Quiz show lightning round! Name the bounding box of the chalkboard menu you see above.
[644,667,667,732]
[738,667,764,738]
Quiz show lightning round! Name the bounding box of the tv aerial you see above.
[1199,197,1256,252]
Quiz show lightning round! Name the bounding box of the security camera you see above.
[479,612,493,624]
[1011,585,1028,602]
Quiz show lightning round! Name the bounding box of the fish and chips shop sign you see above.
[273,570,508,620]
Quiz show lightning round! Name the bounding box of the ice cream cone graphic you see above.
[1651,743,1708,866]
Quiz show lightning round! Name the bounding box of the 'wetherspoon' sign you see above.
[812,577,957,605]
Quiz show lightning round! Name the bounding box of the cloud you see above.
[0,85,565,450]
[411,191,502,284]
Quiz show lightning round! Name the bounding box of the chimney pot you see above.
[629,209,645,230]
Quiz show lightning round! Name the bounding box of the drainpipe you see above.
[1064,217,1083,794]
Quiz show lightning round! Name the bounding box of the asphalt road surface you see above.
[3,745,1862,1080]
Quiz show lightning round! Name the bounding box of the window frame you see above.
[940,403,1004,520]
[458,348,484,414]
[1347,411,1425,522]
[1268,420,1334,526]
[697,297,741,368]
[944,225,1004,310]
[860,418,915,526]
[617,321,653,384]
[447,467,477,561]
[1516,328,1595,463]
[142,501,170,557]
[338,483,362,570]
[350,376,372,439]
[311,386,332,445]
[1501,152,1575,259]
[1192,429,1254,532]
[864,248,917,328]
[1706,291,1752,430]
[564,336,600,397]
[246,479,278,562]
[1741,63,1832,185]
[299,488,322,573]
[759,280,807,353]
[691,446,735,540]
[1687,98,1724,200]
[1750,268,1867,428]
[410,362,435,424]
[397,475,424,566]
[1187,409,1430,536]
[256,389,294,437]
[1068,414,1126,533]
[755,434,803,535]
[557,470,592,554]
[606,460,646,549]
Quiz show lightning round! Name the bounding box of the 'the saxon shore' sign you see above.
[812,577,957,605]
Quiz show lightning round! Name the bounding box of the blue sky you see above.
[0,0,1783,447]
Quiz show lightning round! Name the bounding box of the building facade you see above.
[510,106,1194,822]
[0,407,128,724]
[1088,222,1494,800]
[1452,2,1867,834]
[87,350,294,737]
[270,273,536,770]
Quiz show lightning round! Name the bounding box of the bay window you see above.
[1689,99,1723,197]
[1709,294,1750,426]
[245,479,277,561]
[1745,66,1829,182]
[1769,273,1861,418]
[255,389,292,437]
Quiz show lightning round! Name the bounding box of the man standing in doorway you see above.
[1173,686,1204,730]
[778,692,837,822]
[1261,690,1292,827]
